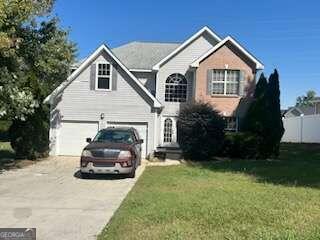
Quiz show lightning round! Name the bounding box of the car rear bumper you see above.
[80,162,133,174]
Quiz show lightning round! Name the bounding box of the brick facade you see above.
[195,42,257,117]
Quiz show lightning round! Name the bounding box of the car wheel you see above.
[127,168,136,178]
[80,172,91,179]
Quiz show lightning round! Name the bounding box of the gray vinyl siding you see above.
[51,51,156,155]
[156,32,218,115]
[132,71,156,96]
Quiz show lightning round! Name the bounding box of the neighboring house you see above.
[45,26,264,158]
[284,97,320,118]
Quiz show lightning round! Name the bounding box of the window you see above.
[93,130,134,144]
[165,73,187,102]
[163,118,173,143]
[224,117,237,131]
[96,63,112,90]
[210,70,240,95]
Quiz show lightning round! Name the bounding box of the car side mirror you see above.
[86,138,92,143]
[138,139,143,144]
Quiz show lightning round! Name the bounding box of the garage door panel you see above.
[107,122,148,158]
[59,121,99,156]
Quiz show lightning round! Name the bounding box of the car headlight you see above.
[118,150,131,159]
[81,150,92,157]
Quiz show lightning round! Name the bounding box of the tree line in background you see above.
[178,69,284,160]
[296,90,317,107]
[0,0,76,159]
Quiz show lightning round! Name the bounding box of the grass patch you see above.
[99,143,320,240]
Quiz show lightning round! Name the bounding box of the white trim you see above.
[164,73,188,102]
[153,111,157,151]
[95,61,112,91]
[160,116,178,147]
[152,26,222,71]
[223,69,228,95]
[285,107,303,118]
[190,36,264,70]
[129,69,153,73]
[44,44,162,108]
[209,69,240,96]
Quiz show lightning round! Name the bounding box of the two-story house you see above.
[45,26,264,158]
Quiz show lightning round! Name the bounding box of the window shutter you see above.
[238,71,246,97]
[90,64,96,90]
[185,71,193,101]
[111,64,117,91]
[207,69,212,95]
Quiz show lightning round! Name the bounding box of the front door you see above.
[161,116,178,147]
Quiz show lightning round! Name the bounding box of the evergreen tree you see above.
[243,71,284,159]
[254,73,268,98]
[242,73,268,135]
[265,69,284,157]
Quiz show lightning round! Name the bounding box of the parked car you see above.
[80,127,143,179]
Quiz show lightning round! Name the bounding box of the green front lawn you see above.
[99,144,320,240]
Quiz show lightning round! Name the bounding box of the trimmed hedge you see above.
[177,102,225,160]
[221,132,259,159]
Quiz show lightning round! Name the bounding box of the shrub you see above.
[177,102,225,160]
[9,106,49,159]
[221,132,259,159]
[0,120,11,141]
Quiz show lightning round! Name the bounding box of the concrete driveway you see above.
[0,157,145,240]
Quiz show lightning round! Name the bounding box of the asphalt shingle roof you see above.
[286,105,316,117]
[72,42,181,70]
[112,41,181,70]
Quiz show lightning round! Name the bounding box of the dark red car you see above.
[80,127,143,179]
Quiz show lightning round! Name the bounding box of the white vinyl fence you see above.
[282,114,320,143]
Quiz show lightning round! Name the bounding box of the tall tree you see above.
[296,90,317,107]
[254,73,268,98]
[242,73,268,135]
[0,0,76,158]
[265,69,284,157]
[243,70,284,159]
[0,0,75,120]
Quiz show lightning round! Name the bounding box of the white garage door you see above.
[58,121,99,156]
[108,122,148,158]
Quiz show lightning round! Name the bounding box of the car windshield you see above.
[93,130,134,144]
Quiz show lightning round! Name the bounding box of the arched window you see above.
[163,118,173,143]
[165,73,187,102]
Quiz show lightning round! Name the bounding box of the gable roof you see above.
[44,44,162,108]
[112,42,181,70]
[152,26,222,71]
[285,105,316,117]
[190,36,264,69]
[70,42,181,71]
